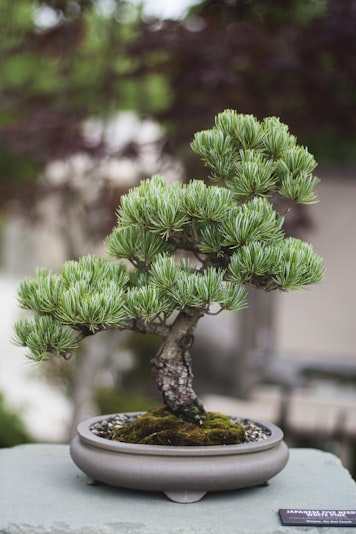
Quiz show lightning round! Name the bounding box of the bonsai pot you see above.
[70,412,289,503]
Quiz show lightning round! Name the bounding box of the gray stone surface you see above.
[0,444,355,533]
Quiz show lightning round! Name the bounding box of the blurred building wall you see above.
[276,167,356,361]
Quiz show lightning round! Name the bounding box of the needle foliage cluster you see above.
[13,111,324,363]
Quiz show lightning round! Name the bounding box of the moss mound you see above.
[112,407,246,446]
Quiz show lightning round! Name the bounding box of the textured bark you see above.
[151,309,206,423]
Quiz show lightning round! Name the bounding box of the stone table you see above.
[0,445,355,533]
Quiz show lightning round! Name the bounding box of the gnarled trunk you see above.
[151,309,206,424]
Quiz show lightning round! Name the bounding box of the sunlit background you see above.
[0,0,355,477]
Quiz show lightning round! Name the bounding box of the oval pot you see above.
[70,412,289,503]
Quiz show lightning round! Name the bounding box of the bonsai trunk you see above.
[151,309,206,424]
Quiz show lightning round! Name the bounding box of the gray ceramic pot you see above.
[70,413,289,503]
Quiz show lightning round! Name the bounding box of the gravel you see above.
[90,413,271,444]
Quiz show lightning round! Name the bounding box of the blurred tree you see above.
[0,0,170,213]
[0,392,33,447]
[130,0,356,168]
[2,0,354,215]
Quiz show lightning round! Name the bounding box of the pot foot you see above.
[164,490,207,503]
[86,476,99,486]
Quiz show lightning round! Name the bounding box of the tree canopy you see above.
[13,111,324,421]
[14,111,324,363]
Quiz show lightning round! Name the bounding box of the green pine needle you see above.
[13,110,325,366]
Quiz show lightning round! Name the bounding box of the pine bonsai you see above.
[13,110,324,428]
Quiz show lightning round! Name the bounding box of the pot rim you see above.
[77,412,285,457]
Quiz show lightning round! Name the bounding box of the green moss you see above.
[112,407,246,446]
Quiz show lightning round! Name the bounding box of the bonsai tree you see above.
[13,110,324,430]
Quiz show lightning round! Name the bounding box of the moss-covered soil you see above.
[112,407,246,446]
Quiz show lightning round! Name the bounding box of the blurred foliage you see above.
[95,385,158,415]
[122,333,161,386]
[95,332,162,413]
[37,330,161,412]
[0,0,169,211]
[131,0,356,167]
[0,392,34,447]
[0,0,355,214]
[0,0,146,158]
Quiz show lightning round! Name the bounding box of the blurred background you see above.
[0,0,355,477]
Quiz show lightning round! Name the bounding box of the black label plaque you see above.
[279,509,356,527]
